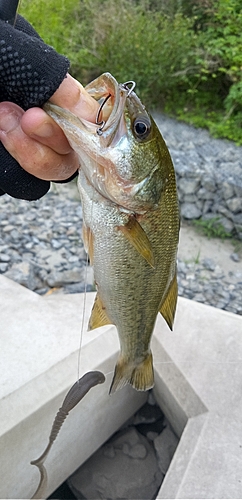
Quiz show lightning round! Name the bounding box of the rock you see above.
[226,198,242,214]
[0,253,10,262]
[146,431,159,441]
[202,176,216,192]
[46,269,82,288]
[147,391,157,406]
[222,182,234,200]
[203,200,213,214]
[234,184,242,198]
[133,402,164,425]
[2,224,14,232]
[183,194,198,203]
[4,261,41,290]
[51,238,64,249]
[230,253,240,263]
[154,425,179,475]
[196,199,204,211]
[181,203,202,219]
[218,216,234,234]
[179,177,200,195]
[68,427,163,500]
[197,187,215,200]
[202,258,216,271]
[0,263,8,272]
[69,255,79,263]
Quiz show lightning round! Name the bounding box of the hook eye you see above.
[121,81,136,96]
[133,115,151,140]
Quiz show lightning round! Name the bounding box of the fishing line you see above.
[76,171,96,382]
[76,95,112,382]
[76,243,89,382]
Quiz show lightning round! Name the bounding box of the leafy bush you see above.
[177,0,242,144]
[19,0,79,55]
[19,0,242,144]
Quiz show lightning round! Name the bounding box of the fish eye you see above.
[133,116,151,140]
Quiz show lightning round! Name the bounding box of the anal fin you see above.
[116,216,155,268]
[88,292,112,331]
[159,272,178,330]
[109,352,154,394]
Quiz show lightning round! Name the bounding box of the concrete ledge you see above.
[1,275,242,498]
[154,298,242,499]
[0,277,147,499]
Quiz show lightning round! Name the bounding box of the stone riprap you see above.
[67,393,178,500]
[0,114,241,315]
[154,113,242,239]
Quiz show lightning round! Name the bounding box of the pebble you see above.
[230,253,240,263]
[154,113,242,239]
[0,253,10,262]
[154,426,179,475]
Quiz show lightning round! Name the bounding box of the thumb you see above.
[49,73,99,123]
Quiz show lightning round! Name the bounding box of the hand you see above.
[0,15,98,200]
[0,74,99,182]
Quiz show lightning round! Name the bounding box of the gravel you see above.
[154,112,242,239]
[0,114,241,315]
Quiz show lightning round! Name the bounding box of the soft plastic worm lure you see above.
[31,371,105,499]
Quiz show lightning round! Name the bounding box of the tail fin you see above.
[109,352,154,394]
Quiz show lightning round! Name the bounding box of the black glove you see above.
[0,15,70,200]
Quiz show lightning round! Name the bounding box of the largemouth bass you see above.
[45,73,180,394]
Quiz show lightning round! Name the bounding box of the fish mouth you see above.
[45,73,161,213]
[85,72,129,142]
[44,73,128,140]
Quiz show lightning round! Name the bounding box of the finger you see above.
[0,102,79,181]
[50,73,99,123]
[21,107,72,154]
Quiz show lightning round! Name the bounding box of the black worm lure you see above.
[31,371,105,499]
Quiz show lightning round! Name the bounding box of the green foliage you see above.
[19,0,79,55]
[19,0,242,144]
[189,0,242,142]
[193,217,232,240]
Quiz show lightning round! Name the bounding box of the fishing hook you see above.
[95,81,136,136]
[96,93,111,135]
[121,80,136,96]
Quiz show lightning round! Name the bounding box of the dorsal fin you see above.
[159,272,178,330]
[88,292,112,331]
[116,216,155,268]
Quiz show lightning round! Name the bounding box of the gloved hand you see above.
[0,15,70,200]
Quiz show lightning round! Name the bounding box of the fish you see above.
[44,73,180,394]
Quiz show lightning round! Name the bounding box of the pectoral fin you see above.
[159,272,178,330]
[82,223,94,265]
[116,216,155,268]
[88,293,112,331]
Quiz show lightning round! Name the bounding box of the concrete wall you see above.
[1,275,242,499]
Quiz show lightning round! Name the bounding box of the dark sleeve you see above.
[0,15,71,200]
